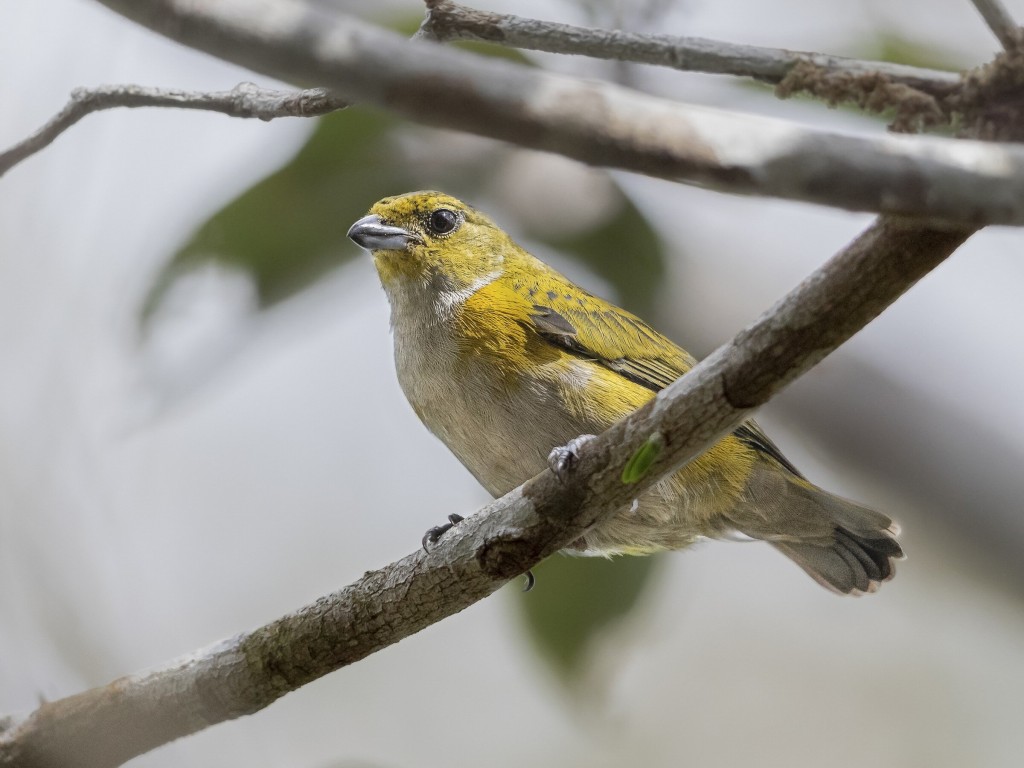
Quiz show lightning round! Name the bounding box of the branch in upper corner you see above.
[84,0,1024,226]
[0,213,972,768]
[0,83,346,178]
[418,0,961,98]
[971,0,1023,51]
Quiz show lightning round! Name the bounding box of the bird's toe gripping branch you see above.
[547,434,598,480]
[422,513,537,592]
[421,513,465,552]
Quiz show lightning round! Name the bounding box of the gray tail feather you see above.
[728,466,904,594]
[772,528,903,595]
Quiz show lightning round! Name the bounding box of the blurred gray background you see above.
[2,0,1023,766]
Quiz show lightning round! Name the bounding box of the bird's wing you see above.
[527,291,694,393]
[527,288,806,479]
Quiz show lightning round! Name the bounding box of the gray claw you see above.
[422,513,465,552]
[547,434,597,479]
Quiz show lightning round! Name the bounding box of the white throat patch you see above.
[434,268,503,313]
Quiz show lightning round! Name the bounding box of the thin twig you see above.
[0,83,347,178]
[0,215,970,768]
[419,0,960,96]
[971,0,1022,50]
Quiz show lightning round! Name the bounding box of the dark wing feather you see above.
[528,301,693,392]
[733,423,806,479]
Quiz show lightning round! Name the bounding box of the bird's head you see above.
[347,191,512,293]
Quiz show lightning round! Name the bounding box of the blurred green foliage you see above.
[387,12,539,64]
[517,555,659,683]
[142,108,405,320]
[865,30,970,71]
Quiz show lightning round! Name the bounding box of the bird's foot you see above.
[422,513,465,552]
[547,434,597,480]
[421,513,536,592]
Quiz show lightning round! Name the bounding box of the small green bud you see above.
[621,432,665,484]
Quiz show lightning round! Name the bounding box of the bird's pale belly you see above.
[394,340,711,553]
[389,302,736,552]
[398,353,584,497]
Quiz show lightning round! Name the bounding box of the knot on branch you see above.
[419,0,504,44]
[477,533,545,580]
[954,36,1024,142]
[776,59,946,133]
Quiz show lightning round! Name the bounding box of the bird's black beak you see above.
[347,214,416,250]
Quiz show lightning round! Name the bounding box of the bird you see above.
[347,190,903,594]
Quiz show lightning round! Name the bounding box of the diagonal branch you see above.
[80,0,1024,226]
[418,0,960,97]
[0,83,346,178]
[971,0,1022,50]
[0,215,971,768]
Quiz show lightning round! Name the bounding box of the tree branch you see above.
[0,214,971,768]
[971,0,1022,50]
[74,0,1024,226]
[0,1,962,180]
[0,83,347,178]
[418,0,960,97]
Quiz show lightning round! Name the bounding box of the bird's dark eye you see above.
[427,208,460,235]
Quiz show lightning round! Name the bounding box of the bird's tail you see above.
[729,465,903,594]
[768,490,904,595]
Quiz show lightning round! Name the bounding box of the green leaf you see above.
[516,554,659,684]
[621,431,665,485]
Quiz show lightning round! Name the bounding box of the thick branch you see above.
[419,0,960,97]
[0,216,971,768]
[0,83,346,178]
[81,0,1024,225]
[971,0,1022,50]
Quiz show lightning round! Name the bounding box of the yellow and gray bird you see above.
[348,191,902,594]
